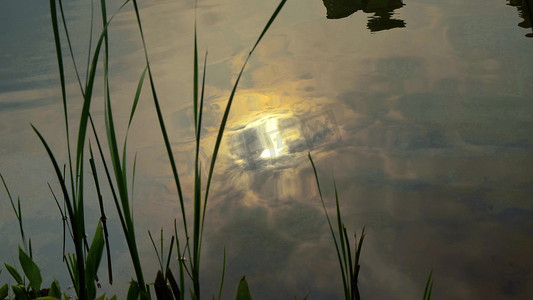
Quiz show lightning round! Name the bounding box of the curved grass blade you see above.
[308,153,349,299]
[0,173,28,253]
[85,222,104,300]
[32,125,86,300]
[89,149,113,284]
[130,0,190,259]
[201,0,288,254]
[217,247,226,300]
[423,269,433,300]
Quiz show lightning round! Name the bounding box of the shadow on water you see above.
[507,0,533,37]
[321,0,405,32]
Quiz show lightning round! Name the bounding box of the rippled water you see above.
[1,0,533,298]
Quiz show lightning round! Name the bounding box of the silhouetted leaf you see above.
[166,268,180,300]
[154,270,172,300]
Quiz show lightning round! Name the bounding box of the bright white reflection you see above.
[259,118,285,159]
[229,113,302,169]
[260,149,272,158]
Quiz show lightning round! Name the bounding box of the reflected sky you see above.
[1,0,533,299]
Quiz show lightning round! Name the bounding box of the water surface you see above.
[1,0,532,299]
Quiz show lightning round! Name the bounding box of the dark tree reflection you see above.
[322,0,406,32]
[507,0,533,37]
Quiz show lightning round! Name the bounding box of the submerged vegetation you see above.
[0,0,433,299]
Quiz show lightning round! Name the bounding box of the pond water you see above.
[1,0,533,299]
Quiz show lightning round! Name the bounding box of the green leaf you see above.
[4,263,23,285]
[127,281,140,300]
[235,277,252,300]
[35,297,61,300]
[49,280,61,298]
[18,247,42,292]
[85,222,104,300]
[11,285,28,300]
[0,284,8,300]
[94,294,106,300]
[190,289,197,300]
[109,296,117,300]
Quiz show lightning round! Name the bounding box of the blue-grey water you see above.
[1,0,532,299]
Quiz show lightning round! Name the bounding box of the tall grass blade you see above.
[89,148,113,284]
[130,0,190,261]
[32,125,86,300]
[217,248,226,300]
[165,236,175,272]
[308,153,349,299]
[57,0,85,95]
[0,173,28,253]
[423,269,433,300]
[333,181,350,295]
[148,230,164,273]
[85,222,104,300]
[174,220,185,300]
[49,0,76,202]
[201,0,287,254]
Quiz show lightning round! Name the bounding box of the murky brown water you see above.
[1,0,533,298]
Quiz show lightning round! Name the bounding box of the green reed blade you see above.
[342,226,355,300]
[174,220,186,300]
[0,173,28,253]
[334,181,350,287]
[423,269,433,300]
[202,0,287,248]
[85,222,104,300]
[131,0,190,255]
[217,247,226,300]
[32,125,86,300]
[165,235,175,272]
[148,230,164,272]
[193,10,199,135]
[57,0,85,95]
[49,0,76,203]
[308,153,349,299]
[89,148,113,284]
